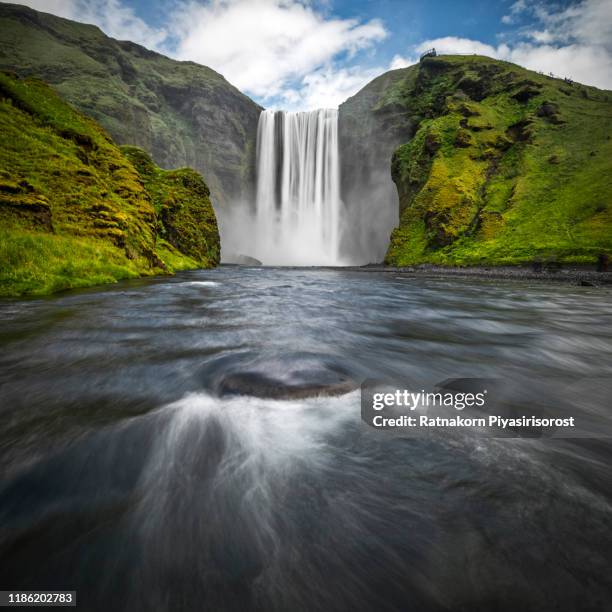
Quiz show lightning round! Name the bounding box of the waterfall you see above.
[253,109,344,266]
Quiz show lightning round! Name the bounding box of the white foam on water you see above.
[145,390,358,477]
[131,391,359,577]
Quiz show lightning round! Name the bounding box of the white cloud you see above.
[12,0,76,19]
[171,0,386,101]
[7,0,611,110]
[389,54,416,70]
[3,0,388,109]
[525,30,555,44]
[507,42,612,88]
[417,0,612,90]
[279,65,383,111]
[276,50,421,111]
[417,35,612,89]
[502,0,528,25]
[11,0,167,48]
[536,0,612,48]
[8,0,387,107]
[415,37,502,58]
[82,0,167,48]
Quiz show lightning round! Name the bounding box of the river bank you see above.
[319,263,612,285]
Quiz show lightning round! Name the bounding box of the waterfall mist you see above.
[220,104,402,267]
[246,109,346,266]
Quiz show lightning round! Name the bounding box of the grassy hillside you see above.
[0,2,261,209]
[0,71,219,297]
[383,55,612,266]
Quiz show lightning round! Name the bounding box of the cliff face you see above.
[374,56,612,266]
[0,72,219,297]
[338,67,420,263]
[121,146,220,267]
[0,3,262,210]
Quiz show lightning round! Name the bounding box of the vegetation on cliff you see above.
[121,146,220,268]
[0,2,262,209]
[0,72,219,297]
[381,55,612,266]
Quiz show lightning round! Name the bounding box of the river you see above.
[1,267,611,611]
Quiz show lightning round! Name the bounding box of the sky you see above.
[9,0,612,110]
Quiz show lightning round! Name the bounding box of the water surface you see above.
[1,267,611,611]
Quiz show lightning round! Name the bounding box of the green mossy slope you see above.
[0,72,219,297]
[384,55,612,266]
[0,2,262,209]
[121,146,220,268]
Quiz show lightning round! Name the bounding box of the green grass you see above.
[0,72,219,297]
[154,240,200,272]
[0,229,145,296]
[384,55,612,266]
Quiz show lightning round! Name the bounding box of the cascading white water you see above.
[253,109,344,266]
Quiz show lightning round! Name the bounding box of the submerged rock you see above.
[204,353,357,399]
[223,253,263,266]
[219,372,356,399]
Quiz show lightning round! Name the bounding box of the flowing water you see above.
[1,268,612,611]
[252,110,344,265]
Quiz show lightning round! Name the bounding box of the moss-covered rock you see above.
[381,55,612,266]
[0,72,219,297]
[121,146,220,267]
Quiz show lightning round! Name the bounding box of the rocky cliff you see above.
[341,56,612,266]
[0,71,219,296]
[0,2,262,210]
[345,55,612,267]
[339,67,418,263]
